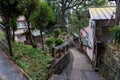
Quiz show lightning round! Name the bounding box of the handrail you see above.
[0,39,9,49]
[0,24,5,31]
[53,42,69,51]
[99,47,120,80]
[100,59,120,76]
[0,24,10,54]
[52,42,69,58]
[0,30,7,36]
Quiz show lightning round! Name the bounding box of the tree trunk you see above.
[61,10,66,27]
[39,28,44,51]
[76,10,82,48]
[26,20,34,47]
[6,26,13,56]
[12,28,15,42]
[2,16,13,56]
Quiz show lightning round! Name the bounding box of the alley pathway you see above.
[0,49,28,80]
[60,48,102,80]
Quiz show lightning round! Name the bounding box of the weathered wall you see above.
[95,20,116,43]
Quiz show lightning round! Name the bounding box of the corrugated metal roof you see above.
[31,29,45,37]
[89,6,116,20]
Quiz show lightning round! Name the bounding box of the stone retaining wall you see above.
[52,51,69,74]
[47,42,70,79]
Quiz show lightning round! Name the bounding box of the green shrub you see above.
[12,43,52,80]
[45,37,54,53]
[62,32,67,36]
[110,25,120,47]
[33,41,37,48]
[45,37,54,47]
[54,28,61,38]
[55,38,64,46]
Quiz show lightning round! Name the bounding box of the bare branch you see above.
[66,0,73,8]
[65,1,83,10]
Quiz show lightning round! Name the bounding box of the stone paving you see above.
[59,48,102,80]
[0,49,28,80]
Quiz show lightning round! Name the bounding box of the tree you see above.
[69,0,107,47]
[30,1,55,50]
[10,17,17,42]
[55,38,64,46]
[57,0,83,27]
[46,0,83,27]
[70,0,107,32]
[108,0,120,48]
[45,37,54,53]
[0,0,21,22]
[18,0,39,47]
[54,28,61,38]
[69,10,89,34]
[0,0,21,56]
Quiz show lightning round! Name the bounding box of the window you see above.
[17,21,27,29]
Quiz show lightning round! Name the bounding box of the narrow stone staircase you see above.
[49,48,103,80]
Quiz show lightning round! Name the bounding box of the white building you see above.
[0,16,27,42]
[81,6,116,66]
[13,16,27,42]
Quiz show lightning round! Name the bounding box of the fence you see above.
[99,45,120,80]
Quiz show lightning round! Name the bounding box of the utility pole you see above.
[108,0,120,24]
[115,0,120,24]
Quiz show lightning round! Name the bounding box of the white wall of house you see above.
[15,16,27,42]
[86,48,93,60]
[15,35,26,43]
[86,19,95,61]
